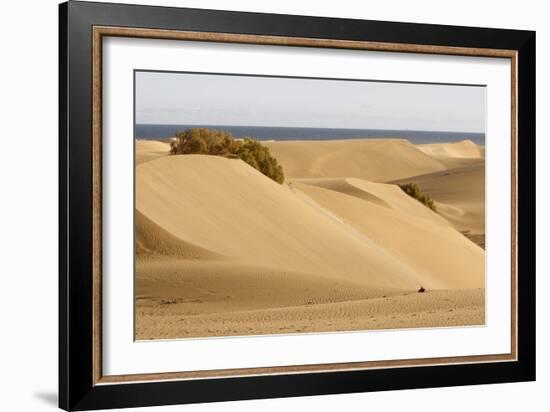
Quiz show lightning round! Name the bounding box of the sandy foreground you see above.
[135,138,485,340]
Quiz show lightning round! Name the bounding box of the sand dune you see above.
[264,139,447,181]
[294,178,452,226]
[295,180,484,289]
[135,138,485,340]
[417,139,485,169]
[135,210,221,260]
[137,154,483,289]
[417,139,483,159]
[135,140,170,164]
[137,155,424,291]
[393,161,485,234]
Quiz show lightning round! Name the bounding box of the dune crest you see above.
[292,178,391,208]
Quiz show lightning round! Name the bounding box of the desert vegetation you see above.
[398,183,437,211]
[170,128,284,183]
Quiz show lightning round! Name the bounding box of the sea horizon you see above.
[135,124,485,145]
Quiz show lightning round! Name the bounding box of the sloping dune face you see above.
[294,181,484,289]
[136,155,423,291]
[263,139,447,182]
[135,210,221,260]
[295,178,452,226]
[393,161,485,234]
[135,140,170,165]
[136,155,484,290]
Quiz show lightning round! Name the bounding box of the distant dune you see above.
[263,139,447,182]
[262,137,485,234]
[417,139,484,159]
[135,140,170,164]
[416,139,485,169]
[135,138,485,339]
[393,163,485,235]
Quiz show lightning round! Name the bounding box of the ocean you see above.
[135,124,485,145]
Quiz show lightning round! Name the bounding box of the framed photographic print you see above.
[59,1,536,410]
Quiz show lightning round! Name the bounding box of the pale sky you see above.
[135,71,486,133]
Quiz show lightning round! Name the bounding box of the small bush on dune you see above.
[170,128,284,183]
[170,128,236,156]
[236,139,285,184]
[398,183,437,212]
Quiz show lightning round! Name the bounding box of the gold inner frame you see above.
[92,26,518,385]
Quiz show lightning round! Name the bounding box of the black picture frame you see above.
[59,1,536,410]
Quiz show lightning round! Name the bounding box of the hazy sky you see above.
[135,71,486,133]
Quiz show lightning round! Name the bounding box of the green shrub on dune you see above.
[235,139,285,184]
[170,128,284,183]
[398,183,437,212]
[169,128,237,155]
